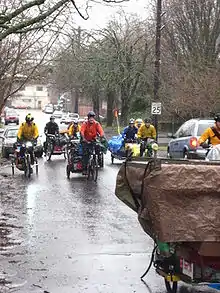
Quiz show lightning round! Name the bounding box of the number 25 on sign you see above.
[151,102,162,115]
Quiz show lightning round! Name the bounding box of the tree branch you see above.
[0,0,69,40]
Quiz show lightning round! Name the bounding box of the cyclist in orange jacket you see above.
[80,111,104,175]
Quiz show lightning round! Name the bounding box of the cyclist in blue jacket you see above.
[122,118,138,143]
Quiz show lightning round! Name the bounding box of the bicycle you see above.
[87,141,99,182]
[12,140,38,178]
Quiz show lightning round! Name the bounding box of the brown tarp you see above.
[115,160,220,244]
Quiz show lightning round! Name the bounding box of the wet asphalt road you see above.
[0,110,209,293]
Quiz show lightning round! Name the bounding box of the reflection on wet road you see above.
[0,155,162,293]
[0,110,212,293]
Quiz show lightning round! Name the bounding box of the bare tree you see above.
[0,29,62,112]
[0,0,128,41]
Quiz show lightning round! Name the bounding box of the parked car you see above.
[0,127,44,158]
[4,109,19,125]
[44,105,54,114]
[14,105,29,109]
[60,112,79,124]
[167,118,215,159]
[78,118,86,125]
[53,110,63,119]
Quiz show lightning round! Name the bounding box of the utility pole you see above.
[153,0,162,141]
[74,26,81,113]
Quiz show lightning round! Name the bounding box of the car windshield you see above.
[7,111,17,116]
[69,114,78,118]
[197,121,215,136]
[6,129,18,138]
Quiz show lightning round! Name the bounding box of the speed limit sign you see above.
[151,102,162,115]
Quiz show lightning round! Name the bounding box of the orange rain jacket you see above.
[80,121,104,141]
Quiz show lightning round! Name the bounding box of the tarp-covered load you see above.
[115,159,220,244]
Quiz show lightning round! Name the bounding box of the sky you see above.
[73,0,152,30]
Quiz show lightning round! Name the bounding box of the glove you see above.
[33,139,37,146]
[100,137,106,143]
[201,143,210,149]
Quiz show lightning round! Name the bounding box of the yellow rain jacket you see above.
[199,125,220,146]
[17,122,39,140]
[138,124,156,140]
[68,124,81,137]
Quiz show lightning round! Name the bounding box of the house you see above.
[11,83,49,109]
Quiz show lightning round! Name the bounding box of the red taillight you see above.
[189,137,198,148]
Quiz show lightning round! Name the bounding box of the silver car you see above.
[0,127,43,158]
[167,119,215,159]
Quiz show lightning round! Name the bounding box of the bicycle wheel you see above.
[35,158,38,175]
[91,156,98,182]
[66,165,71,179]
[25,155,31,178]
[165,280,177,293]
[99,153,104,168]
[46,142,53,161]
[87,158,92,180]
[11,160,15,175]
[63,146,67,160]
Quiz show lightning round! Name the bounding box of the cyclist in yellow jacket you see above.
[17,114,39,165]
[68,120,81,139]
[138,118,157,157]
[17,114,39,141]
[199,114,220,147]
[138,118,156,140]
[135,118,143,129]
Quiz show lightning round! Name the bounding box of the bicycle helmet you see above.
[144,118,151,123]
[129,118,135,124]
[136,118,143,125]
[25,113,34,122]
[87,111,96,118]
[214,113,220,122]
[73,119,79,124]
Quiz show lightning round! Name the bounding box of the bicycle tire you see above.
[66,165,71,179]
[25,155,31,178]
[87,159,92,180]
[92,156,98,182]
[35,158,38,175]
[46,143,53,161]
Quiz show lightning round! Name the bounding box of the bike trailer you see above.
[125,143,140,157]
[115,158,220,292]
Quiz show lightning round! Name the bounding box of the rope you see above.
[141,243,157,279]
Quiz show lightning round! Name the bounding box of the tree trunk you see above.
[74,87,79,113]
[120,85,129,125]
[106,87,115,127]
[93,90,100,122]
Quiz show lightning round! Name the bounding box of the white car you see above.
[60,113,79,124]
[53,110,63,119]
[44,105,54,114]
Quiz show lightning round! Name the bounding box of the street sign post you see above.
[151,102,162,115]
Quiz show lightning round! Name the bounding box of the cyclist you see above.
[135,118,143,129]
[80,111,104,175]
[138,118,157,156]
[122,118,138,143]
[44,115,59,154]
[68,120,81,139]
[17,113,39,164]
[199,113,220,147]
